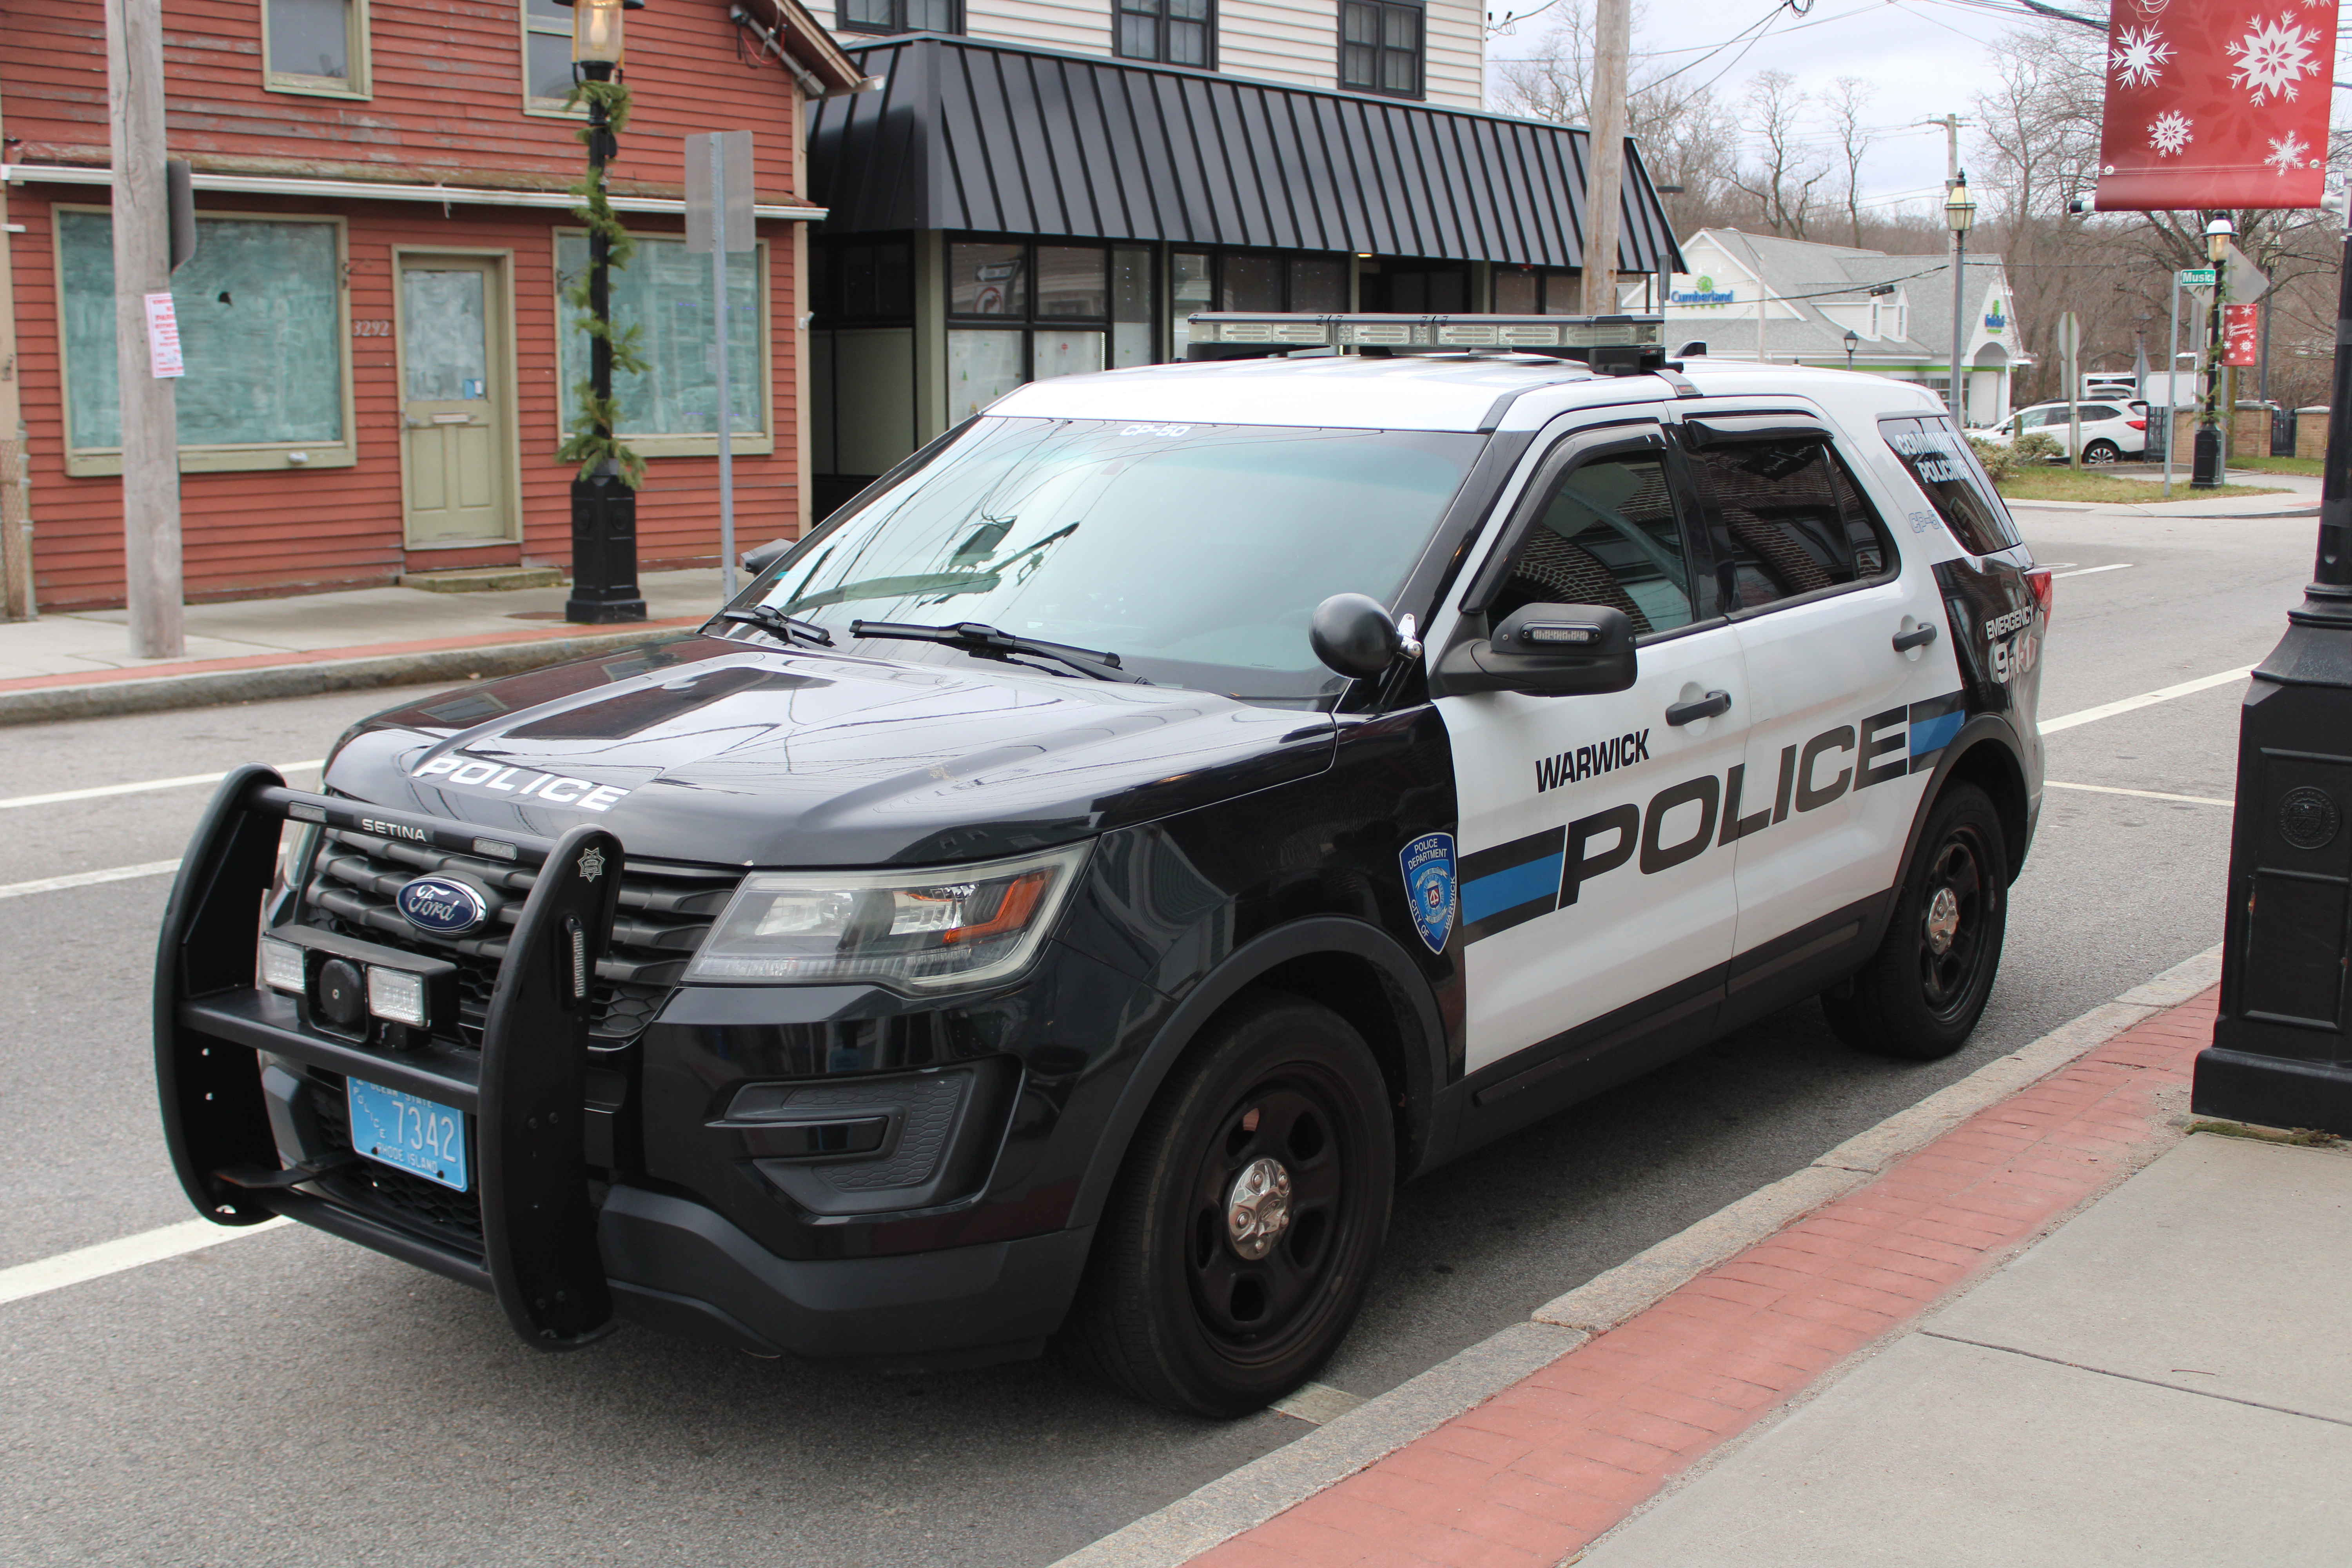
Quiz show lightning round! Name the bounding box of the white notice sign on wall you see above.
[143,291,184,378]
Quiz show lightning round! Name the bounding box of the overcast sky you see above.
[1482,0,2352,221]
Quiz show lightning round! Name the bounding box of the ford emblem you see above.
[395,876,489,936]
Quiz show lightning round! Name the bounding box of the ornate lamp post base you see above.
[2191,424,2223,487]
[563,470,645,624]
[2195,227,2352,1138]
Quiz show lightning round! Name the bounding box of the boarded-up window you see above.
[56,210,347,455]
[556,234,767,440]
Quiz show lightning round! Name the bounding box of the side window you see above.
[2080,405,2121,422]
[1879,413,2021,556]
[1492,454,1697,638]
[1685,438,1896,612]
[1340,0,1424,99]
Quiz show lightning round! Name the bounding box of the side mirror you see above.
[1427,603,1637,698]
[741,537,793,575]
[1310,592,1408,680]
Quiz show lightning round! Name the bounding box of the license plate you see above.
[345,1078,469,1192]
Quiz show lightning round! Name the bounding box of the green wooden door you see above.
[399,257,512,546]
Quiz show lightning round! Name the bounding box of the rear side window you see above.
[1683,437,1896,613]
[2080,405,2122,422]
[1879,414,2020,557]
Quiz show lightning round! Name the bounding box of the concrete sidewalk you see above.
[1173,980,2352,1568]
[1578,1127,2352,1568]
[0,569,728,725]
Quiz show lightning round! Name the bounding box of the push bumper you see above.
[156,767,1093,1366]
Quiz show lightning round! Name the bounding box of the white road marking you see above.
[2040,664,2259,735]
[0,859,182,899]
[2047,780,2232,807]
[2049,563,2133,579]
[0,1216,290,1309]
[0,759,324,812]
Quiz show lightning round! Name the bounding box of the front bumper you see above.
[155,769,1093,1365]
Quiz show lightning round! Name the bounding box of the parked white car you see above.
[1970,401,2148,464]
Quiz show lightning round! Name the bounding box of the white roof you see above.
[991,352,1951,434]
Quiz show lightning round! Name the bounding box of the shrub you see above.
[1969,431,2061,481]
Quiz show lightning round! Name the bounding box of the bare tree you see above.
[1826,78,1874,248]
[1730,72,1830,239]
[1492,2,1742,238]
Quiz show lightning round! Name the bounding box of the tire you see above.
[2082,439,2122,465]
[1067,991,1396,1417]
[1822,783,2009,1061]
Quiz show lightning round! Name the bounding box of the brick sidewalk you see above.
[1194,989,2221,1568]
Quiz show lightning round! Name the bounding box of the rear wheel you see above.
[1068,991,1394,1417]
[1823,783,2009,1061]
[2082,439,2122,465]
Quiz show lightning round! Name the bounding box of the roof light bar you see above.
[1184,312,1669,370]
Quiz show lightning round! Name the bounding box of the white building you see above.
[1644,229,2020,427]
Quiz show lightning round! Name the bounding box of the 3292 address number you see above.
[352,319,392,337]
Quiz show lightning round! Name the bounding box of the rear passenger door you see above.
[1435,417,1751,1076]
[1677,414,1949,970]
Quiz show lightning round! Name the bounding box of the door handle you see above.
[1666,689,1732,726]
[1893,624,1939,652]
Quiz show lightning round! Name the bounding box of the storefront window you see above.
[1178,250,1352,348]
[55,209,349,468]
[947,239,1131,411]
[557,232,766,442]
[1112,246,1153,368]
[1221,254,1281,312]
[1494,267,1577,314]
[949,241,1027,317]
[1290,258,1347,311]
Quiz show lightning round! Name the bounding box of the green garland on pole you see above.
[558,77,649,488]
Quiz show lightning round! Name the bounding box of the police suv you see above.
[156,314,2048,1417]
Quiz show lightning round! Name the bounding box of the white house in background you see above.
[1638,229,2020,427]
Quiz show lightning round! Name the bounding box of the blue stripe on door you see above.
[1461,853,1566,926]
[1909,710,1965,756]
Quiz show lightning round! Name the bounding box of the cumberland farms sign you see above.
[2096,0,2336,209]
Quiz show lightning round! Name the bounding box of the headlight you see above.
[684,843,1090,992]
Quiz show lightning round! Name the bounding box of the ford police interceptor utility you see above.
[156,314,2048,1417]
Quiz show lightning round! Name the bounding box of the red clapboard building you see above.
[0,0,863,610]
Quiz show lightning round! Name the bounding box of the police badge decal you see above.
[1399,832,1457,955]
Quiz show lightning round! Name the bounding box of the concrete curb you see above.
[0,627,687,728]
[2005,498,2315,519]
[1048,943,2226,1568]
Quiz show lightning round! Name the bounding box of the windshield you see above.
[736,417,1485,700]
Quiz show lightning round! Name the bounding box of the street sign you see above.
[2177,267,2217,287]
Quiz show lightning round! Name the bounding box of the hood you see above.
[327,635,1335,866]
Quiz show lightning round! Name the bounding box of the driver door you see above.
[1434,418,1751,1077]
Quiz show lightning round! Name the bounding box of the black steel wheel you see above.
[1822,782,2009,1060]
[1067,991,1394,1417]
[2082,439,2122,465]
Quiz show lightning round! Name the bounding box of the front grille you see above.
[298,825,739,1047]
[310,1078,485,1251]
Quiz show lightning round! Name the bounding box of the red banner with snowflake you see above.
[2225,302,2262,363]
[2096,0,2335,210]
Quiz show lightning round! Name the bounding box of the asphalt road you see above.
[0,508,2314,1566]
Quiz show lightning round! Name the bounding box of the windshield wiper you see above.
[718,605,834,647]
[848,619,1140,683]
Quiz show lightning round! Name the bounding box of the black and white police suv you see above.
[156,314,2049,1417]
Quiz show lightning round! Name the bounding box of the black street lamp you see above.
[2191,214,2232,489]
[2195,212,2352,1137]
[561,0,648,625]
[1844,328,1859,370]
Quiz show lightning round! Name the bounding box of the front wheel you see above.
[1067,991,1395,1417]
[1823,783,2009,1061]
[2082,439,2122,465]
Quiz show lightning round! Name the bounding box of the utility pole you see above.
[1580,0,1631,316]
[1936,114,1967,424]
[106,0,182,657]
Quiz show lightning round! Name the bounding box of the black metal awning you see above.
[806,35,1682,274]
